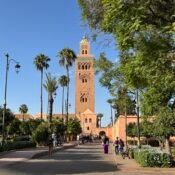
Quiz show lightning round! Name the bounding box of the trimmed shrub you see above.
[32,122,50,146]
[0,141,36,152]
[13,136,30,142]
[131,148,173,167]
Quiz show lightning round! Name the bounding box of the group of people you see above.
[101,135,125,155]
[77,134,94,145]
[113,137,124,154]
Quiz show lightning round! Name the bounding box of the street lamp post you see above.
[136,89,141,147]
[2,54,20,143]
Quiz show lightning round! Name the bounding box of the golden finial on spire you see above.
[81,33,88,43]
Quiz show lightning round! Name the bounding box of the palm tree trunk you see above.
[40,69,43,120]
[165,137,171,155]
[23,113,24,121]
[66,67,69,126]
[49,95,53,122]
[62,87,64,119]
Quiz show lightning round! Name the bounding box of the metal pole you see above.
[136,89,141,147]
[125,103,128,149]
[110,104,113,126]
[2,54,9,143]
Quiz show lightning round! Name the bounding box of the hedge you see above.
[0,141,36,152]
[129,147,173,167]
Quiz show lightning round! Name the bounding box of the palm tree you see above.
[43,73,58,122]
[97,113,103,128]
[58,75,69,120]
[57,48,77,125]
[19,104,28,121]
[33,54,50,120]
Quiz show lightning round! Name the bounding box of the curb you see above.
[31,143,77,159]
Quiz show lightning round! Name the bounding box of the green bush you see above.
[13,136,30,142]
[132,148,173,167]
[32,122,50,146]
[0,141,36,151]
[127,140,138,145]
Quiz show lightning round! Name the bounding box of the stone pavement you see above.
[0,142,175,174]
[0,142,76,167]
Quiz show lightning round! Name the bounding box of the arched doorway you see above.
[99,131,106,136]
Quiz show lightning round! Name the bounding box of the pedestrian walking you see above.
[113,137,119,154]
[102,135,109,154]
[76,134,80,145]
[52,132,57,147]
[48,134,53,156]
[118,139,124,154]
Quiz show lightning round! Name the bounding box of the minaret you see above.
[75,35,95,115]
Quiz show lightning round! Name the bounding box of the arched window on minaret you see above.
[85,50,87,54]
[88,63,90,69]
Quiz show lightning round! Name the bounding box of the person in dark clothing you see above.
[102,135,109,154]
[48,134,53,156]
[113,137,119,154]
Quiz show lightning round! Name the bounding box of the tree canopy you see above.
[78,0,175,151]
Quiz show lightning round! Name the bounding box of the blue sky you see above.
[0,0,118,126]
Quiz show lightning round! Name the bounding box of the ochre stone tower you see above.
[75,35,97,134]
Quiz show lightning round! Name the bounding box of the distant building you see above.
[15,113,33,121]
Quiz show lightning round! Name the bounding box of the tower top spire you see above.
[80,33,88,43]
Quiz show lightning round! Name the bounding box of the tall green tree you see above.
[19,104,28,121]
[78,0,175,150]
[57,48,77,125]
[58,75,69,119]
[7,118,21,136]
[33,54,50,120]
[43,73,58,122]
[67,118,82,138]
[0,106,15,134]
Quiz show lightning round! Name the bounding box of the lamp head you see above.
[15,63,21,73]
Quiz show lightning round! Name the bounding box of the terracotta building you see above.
[75,35,97,135]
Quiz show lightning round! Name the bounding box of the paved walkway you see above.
[0,143,75,167]
[0,142,174,174]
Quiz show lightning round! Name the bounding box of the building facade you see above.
[75,35,97,134]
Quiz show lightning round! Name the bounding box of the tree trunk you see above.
[165,137,171,155]
[62,87,64,119]
[40,69,43,120]
[66,67,69,126]
[48,95,53,122]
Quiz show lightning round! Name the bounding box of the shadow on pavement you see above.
[0,144,118,175]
